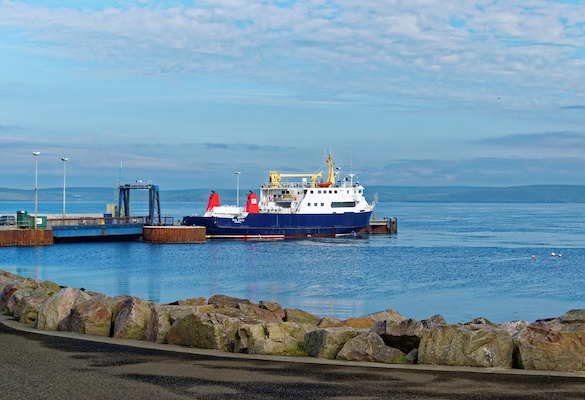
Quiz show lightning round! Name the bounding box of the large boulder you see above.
[0,270,22,282]
[304,327,368,359]
[37,280,62,297]
[518,312,585,371]
[336,332,406,363]
[19,296,47,325]
[2,279,61,318]
[58,294,115,336]
[110,294,135,326]
[560,309,585,324]
[176,297,207,306]
[499,320,529,368]
[208,294,251,309]
[235,322,311,355]
[0,283,21,314]
[499,320,529,341]
[145,305,211,344]
[167,312,241,352]
[36,288,92,331]
[6,288,36,318]
[259,300,286,320]
[333,309,405,329]
[112,297,153,340]
[238,303,284,323]
[317,316,343,328]
[418,323,515,368]
[284,308,321,326]
[371,314,446,354]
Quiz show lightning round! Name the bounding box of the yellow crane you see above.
[268,154,337,188]
[268,171,323,188]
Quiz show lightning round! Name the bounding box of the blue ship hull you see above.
[182,211,372,239]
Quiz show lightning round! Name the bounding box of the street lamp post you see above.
[61,157,68,220]
[32,151,40,229]
[236,171,241,208]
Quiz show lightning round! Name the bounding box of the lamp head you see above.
[32,151,40,156]
[61,157,68,161]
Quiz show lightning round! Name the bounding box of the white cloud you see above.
[2,0,585,109]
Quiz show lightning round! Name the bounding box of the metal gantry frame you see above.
[117,181,161,226]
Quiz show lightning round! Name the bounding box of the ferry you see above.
[182,154,374,239]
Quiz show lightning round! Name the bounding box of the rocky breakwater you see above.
[2,269,585,372]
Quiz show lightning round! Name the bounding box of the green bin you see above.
[28,215,48,228]
[37,216,48,228]
[16,210,29,228]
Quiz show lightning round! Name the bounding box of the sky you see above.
[2,0,585,190]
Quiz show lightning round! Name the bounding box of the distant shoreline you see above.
[2,184,585,203]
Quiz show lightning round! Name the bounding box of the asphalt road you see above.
[1,317,584,400]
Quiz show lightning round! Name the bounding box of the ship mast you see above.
[326,154,335,185]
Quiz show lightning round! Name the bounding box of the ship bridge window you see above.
[331,201,357,208]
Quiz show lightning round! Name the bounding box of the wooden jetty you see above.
[143,226,205,243]
[0,215,206,247]
[367,217,397,234]
[0,227,53,247]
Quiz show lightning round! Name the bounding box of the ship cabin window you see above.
[334,190,338,194]
[318,190,321,194]
[314,203,318,206]
[304,190,307,194]
[321,203,324,206]
[310,190,314,194]
[332,201,357,208]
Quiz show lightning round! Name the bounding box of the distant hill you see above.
[2,185,585,203]
[366,185,585,203]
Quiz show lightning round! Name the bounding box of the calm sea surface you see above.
[1,200,584,324]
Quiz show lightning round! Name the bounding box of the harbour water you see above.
[1,200,584,323]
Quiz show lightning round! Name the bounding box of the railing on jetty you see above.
[48,215,174,227]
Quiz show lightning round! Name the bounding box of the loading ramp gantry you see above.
[117,181,162,225]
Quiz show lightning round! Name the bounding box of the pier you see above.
[367,217,397,234]
[0,215,394,246]
[0,180,206,246]
[0,216,205,246]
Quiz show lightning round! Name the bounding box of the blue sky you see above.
[2,0,585,190]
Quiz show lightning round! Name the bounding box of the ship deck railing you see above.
[261,181,360,189]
